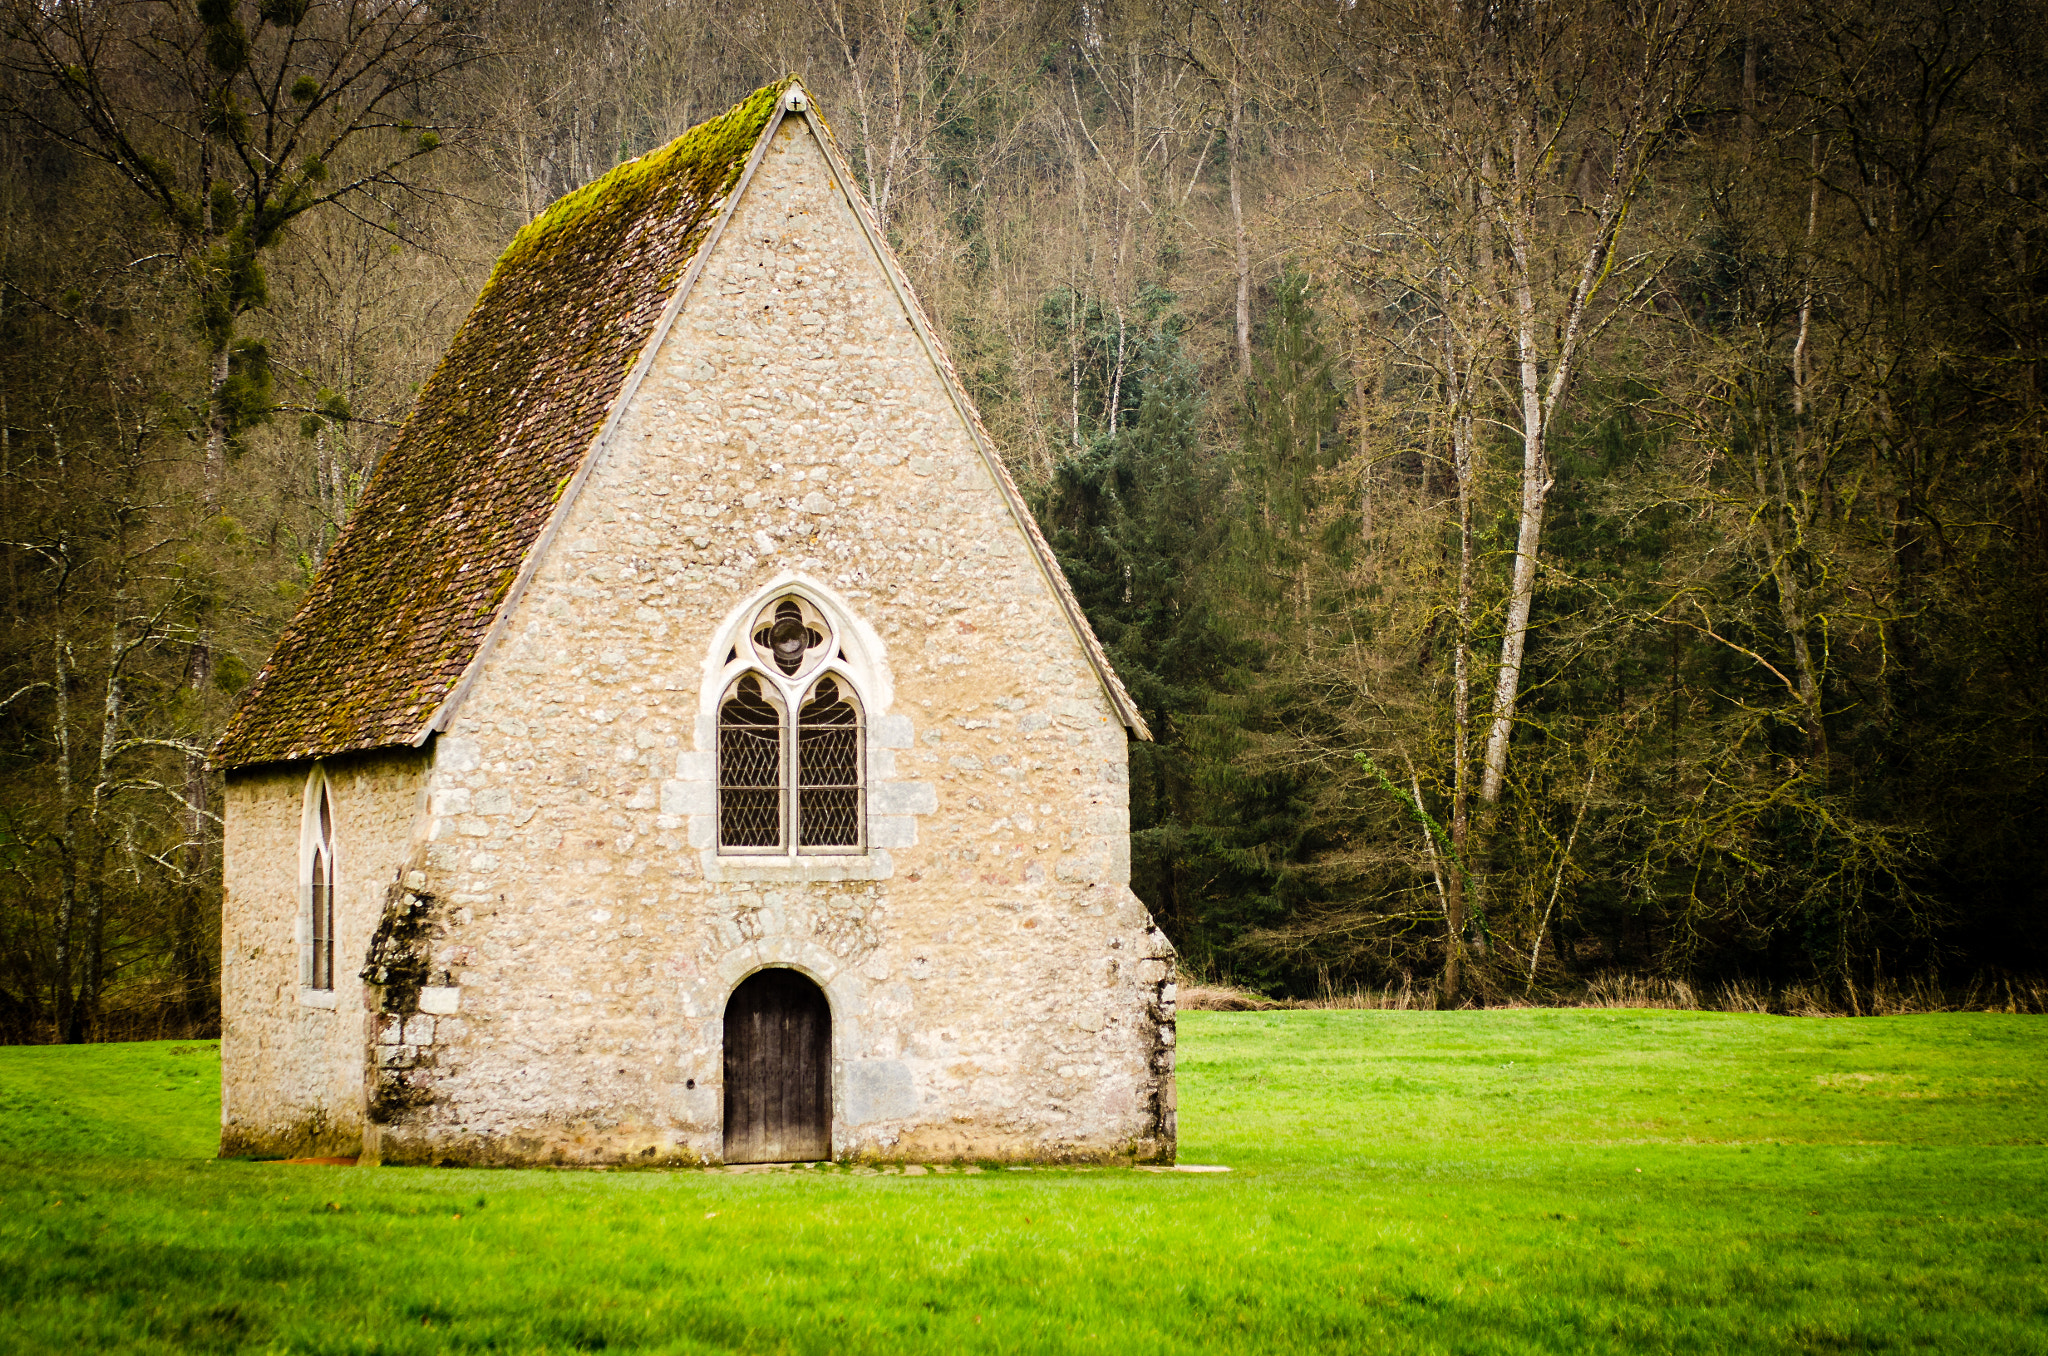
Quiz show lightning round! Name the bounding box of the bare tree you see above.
[1321,0,1722,806]
[2,0,472,1024]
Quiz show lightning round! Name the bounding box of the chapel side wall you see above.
[372,112,1173,1166]
[220,748,428,1158]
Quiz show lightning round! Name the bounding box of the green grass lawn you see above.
[1,1011,2044,1354]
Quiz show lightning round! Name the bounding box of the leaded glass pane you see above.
[321,853,335,989]
[719,674,785,849]
[798,676,862,849]
[311,847,332,990]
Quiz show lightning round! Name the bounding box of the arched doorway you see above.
[722,968,832,1163]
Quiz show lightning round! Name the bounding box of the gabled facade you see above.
[214,80,1176,1166]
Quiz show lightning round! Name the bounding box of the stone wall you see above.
[385,113,1175,1165]
[220,746,428,1158]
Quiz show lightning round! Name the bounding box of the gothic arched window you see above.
[718,673,786,848]
[716,593,867,854]
[798,676,862,849]
[305,776,336,990]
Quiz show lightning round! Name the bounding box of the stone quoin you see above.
[210,78,1176,1167]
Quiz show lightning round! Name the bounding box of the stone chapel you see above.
[210,79,1177,1167]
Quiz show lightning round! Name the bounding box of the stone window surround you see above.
[715,599,867,856]
[665,572,932,883]
[295,765,340,1009]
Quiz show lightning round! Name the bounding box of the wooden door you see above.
[722,968,832,1163]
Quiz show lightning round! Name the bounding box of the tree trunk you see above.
[53,621,79,1043]
[1229,78,1251,383]
[183,338,230,1031]
[1440,862,1467,1006]
[1445,315,1479,1004]
[1782,135,1828,773]
[202,346,229,505]
[81,594,128,1041]
[1446,445,1475,1003]
[1069,283,1083,450]
[81,829,107,1040]
[179,615,214,1030]
[1766,520,1828,774]
[1479,224,1553,804]
[1412,762,1465,1006]
[1356,401,1374,553]
[1740,29,1758,158]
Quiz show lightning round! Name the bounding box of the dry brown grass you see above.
[1174,984,1283,1012]
[1178,974,1445,1011]
[1172,970,2048,1016]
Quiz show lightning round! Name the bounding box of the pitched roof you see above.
[214,78,1146,770]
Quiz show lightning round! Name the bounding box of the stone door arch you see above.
[722,968,832,1163]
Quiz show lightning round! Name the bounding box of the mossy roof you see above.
[215,76,1147,769]
[214,79,795,769]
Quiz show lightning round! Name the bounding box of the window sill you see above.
[702,850,892,883]
[296,987,339,1010]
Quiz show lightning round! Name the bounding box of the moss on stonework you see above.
[219,1114,361,1161]
[367,1074,434,1128]
[374,1134,710,1169]
[361,885,436,1013]
[362,880,443,1128]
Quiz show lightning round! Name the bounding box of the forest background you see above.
[1,0,2042,1041]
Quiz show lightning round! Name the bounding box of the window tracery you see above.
[750,596,830,677]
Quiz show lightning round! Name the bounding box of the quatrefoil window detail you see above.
[749,596,830,677]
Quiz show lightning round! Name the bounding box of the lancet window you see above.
[717,594,866,854]
[305,776,336,990]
